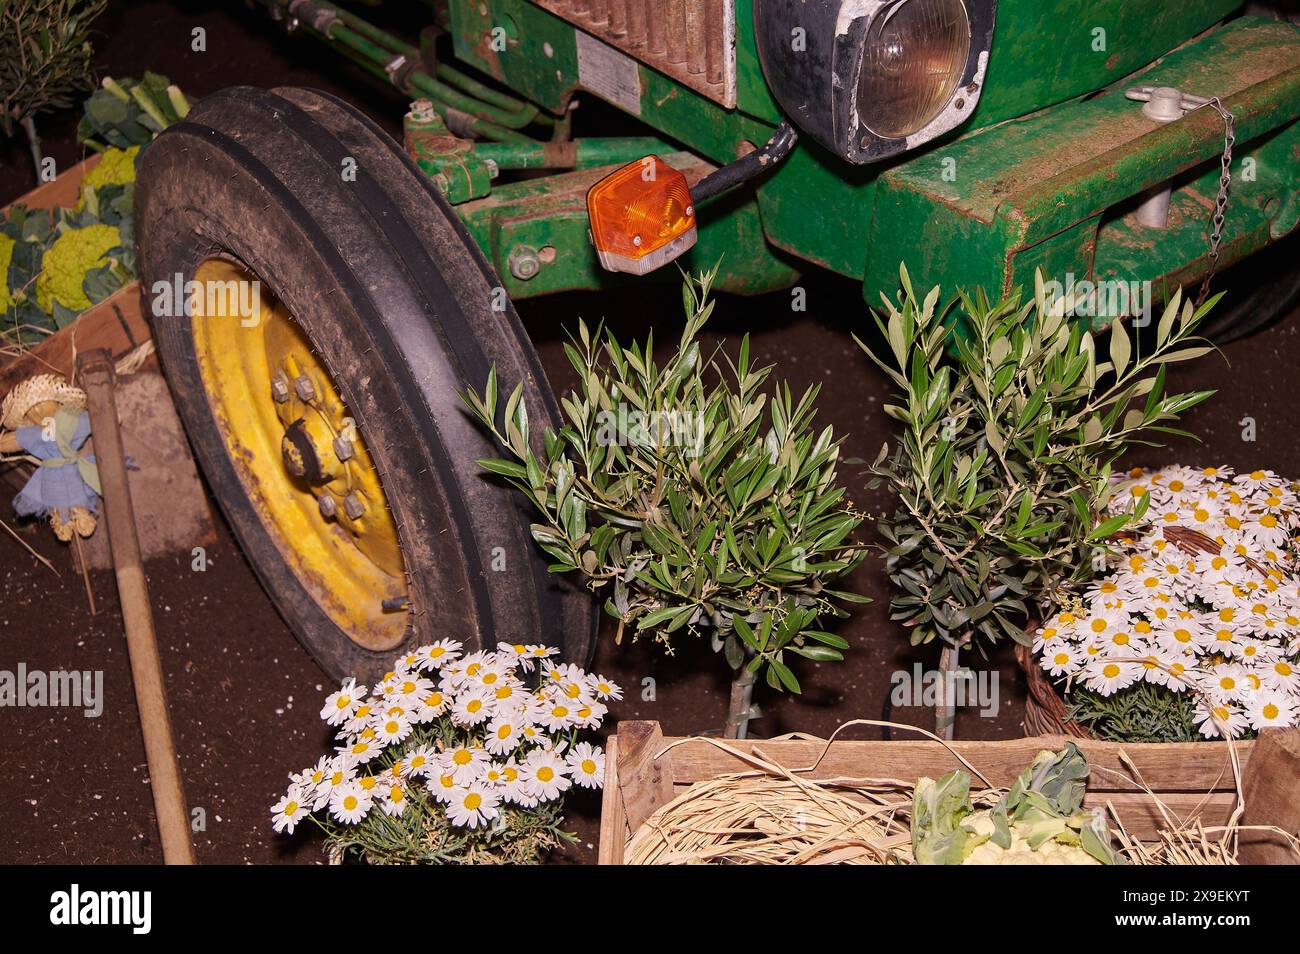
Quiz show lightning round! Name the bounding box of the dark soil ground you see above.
[2,2,1298,865]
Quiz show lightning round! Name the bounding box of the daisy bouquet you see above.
[270,641,621,864]
[1034,466,1300,742]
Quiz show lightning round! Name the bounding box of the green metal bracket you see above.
[453,152,800,298]
[404,102,497,203]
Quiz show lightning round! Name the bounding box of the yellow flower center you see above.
[1103,664,1120,679]
[537,766,555,782]
[454,750,472,766]
[464,793,482,810]
[581,759,597,774]
[343,795,358,811]
[1263,704,1279,720]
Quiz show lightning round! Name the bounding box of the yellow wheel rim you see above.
[190,258,408,650]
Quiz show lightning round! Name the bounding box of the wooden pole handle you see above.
[77,349,195,865]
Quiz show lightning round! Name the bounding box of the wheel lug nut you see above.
[294,374,316,402]
[317,494,337,518]
[271,374,290,403]
[343,493,365,520]
[333,436,355,461]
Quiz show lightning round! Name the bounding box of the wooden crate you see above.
[598,720,1300,864]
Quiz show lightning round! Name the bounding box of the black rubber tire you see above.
[135,86,596,683]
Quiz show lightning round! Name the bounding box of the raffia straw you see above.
[624,721,1300,866]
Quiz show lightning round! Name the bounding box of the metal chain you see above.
[1193,97,1235,307]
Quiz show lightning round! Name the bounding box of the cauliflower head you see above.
[76,146,141,211]
[35,224,122,314]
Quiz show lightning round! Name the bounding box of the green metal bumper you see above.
[863,16,1300,309]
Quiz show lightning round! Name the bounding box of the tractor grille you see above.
[531,0,736,108]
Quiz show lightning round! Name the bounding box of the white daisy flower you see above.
[379,781,409,818]
[337,734,383,765]
[566,742,605,789]
[485,715,523,756]
[442,744,491,786]
[1039,640,1082,677]
[446,785,500,829]
[271,786,310,834]
[404,745,437,778]
[1194,701,1249,740]
[328,781,373,824]
[427,771,458,804]
[321,679,366,726]
[520,748,571,801]
[587,674,623,702]
[1082,657,1141,697]
[374,713,412,747]
[415,639,464,672]
[450,687,496,727]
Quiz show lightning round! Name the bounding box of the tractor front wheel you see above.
[136,86,595,682]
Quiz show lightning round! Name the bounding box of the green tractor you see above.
[134,0,1300,680]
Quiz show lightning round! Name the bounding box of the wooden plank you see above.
[1238,728,1300,864]
[1,155,100,215]
[616,720,676,834]
[597,735,624,865]
[0,282,150,401]
[656,734,1249,793]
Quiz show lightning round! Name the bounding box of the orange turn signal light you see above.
[586,156,697,275]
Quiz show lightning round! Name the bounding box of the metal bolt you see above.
[270,374,290,404]
[333,436,355,462]
[317,494,337,518]
[294,374,316,402]
[343,493,366,520]
[483,158,500,179]
[508,245,542,281]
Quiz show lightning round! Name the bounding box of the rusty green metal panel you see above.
[447,0,775,164]
[972,0,1242,126]
[862,16,1300,305]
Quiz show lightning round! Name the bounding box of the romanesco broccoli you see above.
[35,224,122,314]
[76,146,140,211]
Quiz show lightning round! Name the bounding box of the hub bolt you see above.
[271,374,290,404]
[508,245,541,281]
[333,436,355,462]
[343,493,366,520]
[317,493,337,518]
[294,374,317,402]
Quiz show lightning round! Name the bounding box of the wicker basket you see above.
[1015,642,1089,738]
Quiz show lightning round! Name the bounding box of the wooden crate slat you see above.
[596,735,624,866]
[659,735,1249,794]
[2,155,101,215]
[0,283,150,402]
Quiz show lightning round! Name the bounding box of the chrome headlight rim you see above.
[754,0,998,165]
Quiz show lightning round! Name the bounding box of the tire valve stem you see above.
[381,597,411,613]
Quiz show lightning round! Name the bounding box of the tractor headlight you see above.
[756,0,997,164]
